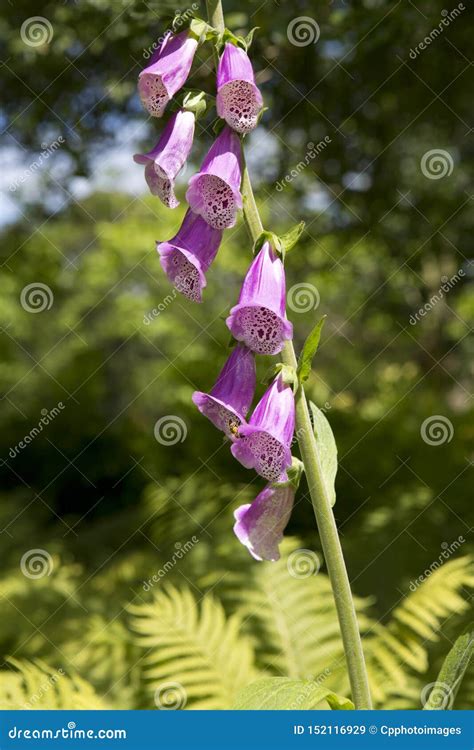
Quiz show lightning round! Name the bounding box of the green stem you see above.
[206,0,372,711]
[242,167,372,711]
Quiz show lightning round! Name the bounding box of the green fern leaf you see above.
[0,659,108,709]
[129,585,259,709]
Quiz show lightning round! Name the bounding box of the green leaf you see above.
[220,29,244,49]
[252,224,305,260]
[309,401,337,507]
[213,118,227,135]
[244,27,260,49]
[286,456,305,489]
[0,659,109,710]
[423,627,474,710]
[326,692,356,710]
[279,221,305,256]
[130,586,258,710]
[182,90,207,118]
[189,18,215,42]
[234,678,353,710]
[255,106,268,126]
[297,316,326,383]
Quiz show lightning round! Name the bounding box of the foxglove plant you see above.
[133,109,195,208]
[135,3,372,709]
[226,241,293,355]
[157,209,222,302]
[186,125,242,229]
[233,476,295,562]
[138,31,198,118]
[231,375,295,482]
[192,343,255,438]
[216,42,263,134]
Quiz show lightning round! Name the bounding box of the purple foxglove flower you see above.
[133,110,195,208]
[216,43,263,135]
[138,31,198,118]
[157,210,223,302]
[233,479,294,561]
[192,344,256,439]
[186,126,243,229]
[231,375,295,482]
[226,242,293,355]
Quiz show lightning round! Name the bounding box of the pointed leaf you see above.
[279,221,305,257]
[189,18,215,42]
[297,316,326,383]
[286,457,305,489]
[234,677,352,710]
[325,693,356,710]
[221,29,243,48]
[244,27,260,49]
[183,90,207,118]
[423,627,474,710]
[309,401,337,507]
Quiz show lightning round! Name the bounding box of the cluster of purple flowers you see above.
[135,29,297,561]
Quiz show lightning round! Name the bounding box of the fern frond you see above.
[0,561,83,660]
[64,616,143,709]
[0,659,108,709]
[232,538,372,692]
[229,541,473,709]
[364,556,474,706]
[129,585,259,709]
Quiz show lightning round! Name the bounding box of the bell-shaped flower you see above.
[133,110,195,208]
[231,375,295,481]
[186,126,242,229]
[138,31,198,118]
[226,242,293,355]
[216,43,263,134]
[233,478,294,561]
[192,344,256,439]
[157,210,222,302]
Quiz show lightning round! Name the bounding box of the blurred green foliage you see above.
[0,0,472,709]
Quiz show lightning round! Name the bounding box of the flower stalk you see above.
[240,140,373,711]
[140,0,373,711]
[207,0,373,710]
